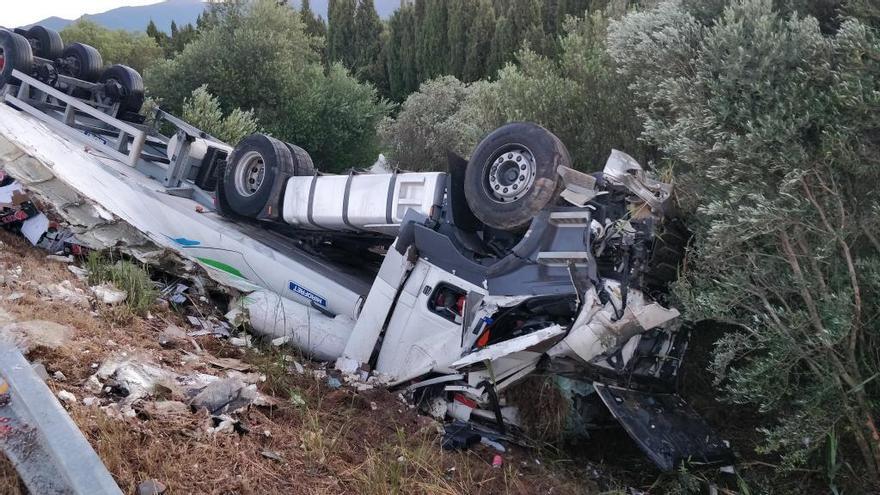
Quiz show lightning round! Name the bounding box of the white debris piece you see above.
[57,390,77,404]
[91,283,128,305]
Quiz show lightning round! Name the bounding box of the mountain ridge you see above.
[26,0,400,34]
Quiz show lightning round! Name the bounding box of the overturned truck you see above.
[0,26,733,472]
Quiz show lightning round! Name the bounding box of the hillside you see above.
[27,0,400,33]
[27,0,206,33]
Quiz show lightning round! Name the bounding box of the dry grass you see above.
[0,229,594,494]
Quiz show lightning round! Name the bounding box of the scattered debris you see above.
[31,362,49,381]
[57,390,77,404]
[39,280,89,307]
[190,377,258,415]
[140,400,190,419]
[137,479,167,495]
[157,325,188,348]
[261,450,285,463]
[186,316,230,338]
[91,283,128,305]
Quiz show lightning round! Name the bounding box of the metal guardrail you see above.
[0,343,122,495]
[2,69,147,168]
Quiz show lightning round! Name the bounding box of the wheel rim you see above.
[484,146,537,203]
[234,151,267,197]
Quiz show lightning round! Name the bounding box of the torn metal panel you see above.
[0,343,122,495]
[453,326,565,369]
[602,150,672,212]
[594,383,734,472]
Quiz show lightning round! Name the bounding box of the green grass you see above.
[85,251,158,315]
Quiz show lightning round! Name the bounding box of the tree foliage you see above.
[146,0,389,171]
[182,85,259,145]
[60,20,163,74]
[381,8,645,172]
[610,0,880,487]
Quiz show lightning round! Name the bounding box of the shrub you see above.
[182,85,258,145]
[146,0,389,171]
[610,0,880,488]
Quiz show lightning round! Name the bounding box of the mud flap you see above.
[594,383,734,472]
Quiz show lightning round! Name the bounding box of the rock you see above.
[6,293,24,302]
[31,362,49,381]
[261,450,284,462]
[91,283,127,305]
[137,479,167,495]
[52,370,67,381]
[57,390,76,404]
[82,397,98,407]
[326,377,342,390]
[190,378,257,415]
[158,325,188,348]
[0,320,74,351]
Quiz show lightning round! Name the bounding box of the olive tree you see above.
[146,0,389,171]
[610,0,880,487]
[181,85,258,145]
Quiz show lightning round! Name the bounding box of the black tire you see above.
[223,134,294,218]
[464,122,570,232]
[0,30,34,87]
[60,43,102,82]
[284,142,316,176]
[99,64,144,114]
[26,26,63,60]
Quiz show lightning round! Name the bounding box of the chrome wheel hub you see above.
[487,148,536,203]
[234,151,267,197]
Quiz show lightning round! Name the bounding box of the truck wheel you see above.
[60,43,102,82]
[26,26,63,60]
[0,30,34,87]
[223,134,294,218]
[99,64,144,114]
[284,142,316,176]
[464,122,570,232]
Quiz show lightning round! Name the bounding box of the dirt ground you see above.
[0,229,607,495]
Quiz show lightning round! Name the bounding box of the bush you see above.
[60,20,163,74]
[146,0,390,172]
[610,0,880,488]
[182,85,258,145]
[378,76,483,170]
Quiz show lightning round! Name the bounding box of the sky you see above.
[0,1,161,28]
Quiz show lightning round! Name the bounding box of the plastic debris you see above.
[492,454,503,468]
[91,283,128,305]
[326,377,342,389]
[137,479,167,495]
[190,377,258,415]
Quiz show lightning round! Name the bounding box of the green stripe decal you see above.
[197,258,245,279]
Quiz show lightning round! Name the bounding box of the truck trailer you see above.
[0,26,733,473]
